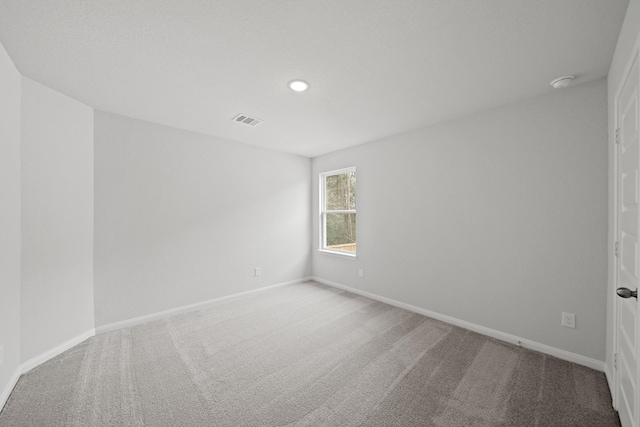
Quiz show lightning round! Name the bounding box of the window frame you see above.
[319,166,357,258]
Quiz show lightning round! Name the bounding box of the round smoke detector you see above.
[550,75,575,89]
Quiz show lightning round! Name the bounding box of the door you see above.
[616,52,640,427]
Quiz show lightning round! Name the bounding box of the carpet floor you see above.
[0,281,620,426]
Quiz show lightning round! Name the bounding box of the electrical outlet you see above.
[358,268,364,278]
[562,312,576,329]
[254,268,261,277]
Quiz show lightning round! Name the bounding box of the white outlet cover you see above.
[562,312,576,329]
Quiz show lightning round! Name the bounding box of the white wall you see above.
[313,79,608,361]
[607,0,639,378]
[20,77,95,363]
[0,42,21,404]
[93,111,311,327]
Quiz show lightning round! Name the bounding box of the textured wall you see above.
[93,112,311,327]
[20,77,95,362]
[312,79,608,361]
[0,41,21,402]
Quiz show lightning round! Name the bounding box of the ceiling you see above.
[0,1,630,157]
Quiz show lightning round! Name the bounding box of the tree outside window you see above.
[320,167,356,255]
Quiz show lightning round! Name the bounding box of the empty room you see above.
[1,0,639,426]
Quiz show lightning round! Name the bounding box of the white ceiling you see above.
[0,0,630,157]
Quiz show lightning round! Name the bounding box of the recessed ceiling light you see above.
[550,75,575,89]
[288,80,310,92]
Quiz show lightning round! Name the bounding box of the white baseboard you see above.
[2,328,96,414]
[3,275,603,415]
[0,366,21,413]
[312,276,606,372]
[1,277,313,415]
[20,328,96,374]
[96,277,313,335]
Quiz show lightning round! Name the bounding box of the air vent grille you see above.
[232,113,263,127]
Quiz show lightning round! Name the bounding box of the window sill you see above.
[317,249,357,260]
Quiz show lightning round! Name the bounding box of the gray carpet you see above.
[0,281,620,426]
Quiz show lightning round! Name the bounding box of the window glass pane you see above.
[326,213,356,252]
[326,172,356,211]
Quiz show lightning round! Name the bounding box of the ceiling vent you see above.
[232,113,263,127]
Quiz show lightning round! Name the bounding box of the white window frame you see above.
[319,166,357,258]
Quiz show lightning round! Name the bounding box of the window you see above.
[320,167,356,256]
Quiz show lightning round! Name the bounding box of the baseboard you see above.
[2,277,314,414]
[0,366,21,413]
[2,329,96,413]
[96,276,313,335]
[20,328,96,374]
[312,276,606,372]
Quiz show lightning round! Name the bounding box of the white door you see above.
[616,52,640,427]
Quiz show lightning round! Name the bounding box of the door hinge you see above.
[615,241,619,257]
[615,128,620,144]
[614,353,618,369]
